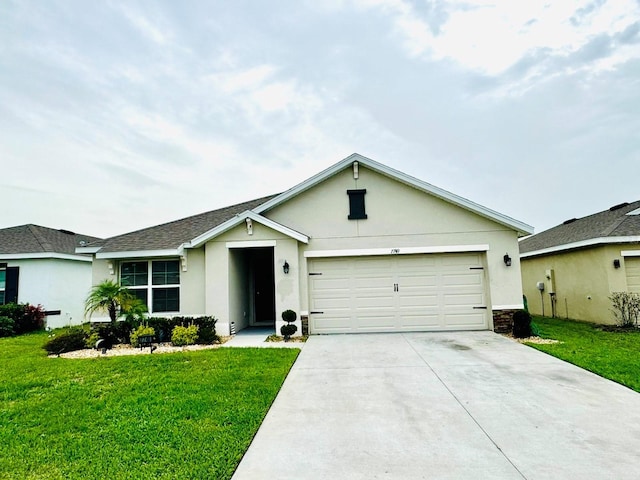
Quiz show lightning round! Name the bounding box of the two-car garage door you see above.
[308,252,489,334]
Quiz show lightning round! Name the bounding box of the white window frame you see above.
[0,266,5,305]
[119,259,181,314]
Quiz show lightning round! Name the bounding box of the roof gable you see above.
[520,200,640,257]
[255,153,533,235]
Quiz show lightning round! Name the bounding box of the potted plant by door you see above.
[280,309,297,341]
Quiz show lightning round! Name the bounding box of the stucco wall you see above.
[6,258,92,328]
[520,245,633,324]
[267,165,525,316]
[91,252,207,320]
[205,223,301,335]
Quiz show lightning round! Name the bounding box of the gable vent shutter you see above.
[5,267,19,304]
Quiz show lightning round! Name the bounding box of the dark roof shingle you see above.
[92,194,279,253]
[0,225,101,255]
[519,200,640,254]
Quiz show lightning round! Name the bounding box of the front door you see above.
[250,248,275,324]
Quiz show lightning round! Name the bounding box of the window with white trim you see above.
[120,260,180,313]
[0,267,5,304]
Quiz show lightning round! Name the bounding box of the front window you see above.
[120,260,180,313]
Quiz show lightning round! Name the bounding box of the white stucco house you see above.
[78,154,533,335]
[0,224,100,328]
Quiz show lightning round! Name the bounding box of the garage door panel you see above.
[309,254,488,333]
[444,313,487,327]
[443,292,485,306]
[625,258,640,293]
[442,273,483,287]
[314,316,351,332]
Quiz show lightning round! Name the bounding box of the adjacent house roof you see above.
[82,194,279,255]
[520,200,640,258]
[0,224,101,261]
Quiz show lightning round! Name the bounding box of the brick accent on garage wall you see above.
[492,309,516,333]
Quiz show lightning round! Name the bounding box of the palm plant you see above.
[85,280,143,323]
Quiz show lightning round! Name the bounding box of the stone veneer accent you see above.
[492,309,517,333]
[301,315,309,336]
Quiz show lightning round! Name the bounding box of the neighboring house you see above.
[78,153,533,335]
[519,200,640,324]
[0,224,101,328]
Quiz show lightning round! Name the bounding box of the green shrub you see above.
[512,310,533,338]
[0,316,15,337]
[16,304,45,334]
[85,331,100,349]
[171,324,199,346]
[280,323,297,339]
[0,303,45,335]
[281,309,297,323]
[134,316,217,344]
[130,325,155,348]
[43,328,87,355]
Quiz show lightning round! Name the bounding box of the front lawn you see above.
[527,316,640,393]
[0,332,299,480]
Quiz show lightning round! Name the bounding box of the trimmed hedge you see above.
[43,328,87,355]
[90,316,218,345]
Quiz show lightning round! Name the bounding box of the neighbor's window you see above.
[347,189,367,220]
[120,260,180,313]
[0,268,5,304]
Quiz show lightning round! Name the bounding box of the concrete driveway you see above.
[232,332,640,479]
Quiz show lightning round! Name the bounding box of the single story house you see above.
[79,153,533,335]
[519,200,640,324]
[0,224,100,328]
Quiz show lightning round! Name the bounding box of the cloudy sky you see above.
[1,0,639,239]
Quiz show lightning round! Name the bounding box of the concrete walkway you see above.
[221,327,304,348]
[232,332,640,479]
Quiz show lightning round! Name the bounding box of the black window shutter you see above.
[5,267,19,303]
[347,189,367,220]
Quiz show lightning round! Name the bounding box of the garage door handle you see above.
[473,306,487,309]
[310,311,324,314]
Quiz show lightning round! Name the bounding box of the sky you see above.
[1,0,639,239]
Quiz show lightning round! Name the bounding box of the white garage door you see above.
[625,257,640,293]
[308,252,488,333]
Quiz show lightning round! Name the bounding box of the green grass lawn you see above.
[527,316,640,393]
[0,332,299,480]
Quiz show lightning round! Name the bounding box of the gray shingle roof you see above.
[91,194,279,253]
[519,200,640,254]
[0,225,101,255]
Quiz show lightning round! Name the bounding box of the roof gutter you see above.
[520,236,640,258]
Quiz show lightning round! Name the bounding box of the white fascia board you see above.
[75,246,102,254]
[226,240,277,249]
[621,250,640,257]
[521,236,640,259]
[188,211,309,247]
[96,249,180,259]
[626,208,640,216]
[304,244,490,258]
[253,153,534,235]
[0,253,93,262]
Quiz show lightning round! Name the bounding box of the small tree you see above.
[280,309,297,341]
[610,292,640,327]
[85,280,146,323]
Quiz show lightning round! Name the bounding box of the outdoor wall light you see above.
[613,259,621,269]
[283,260,290,274]
[503,253,512,267]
